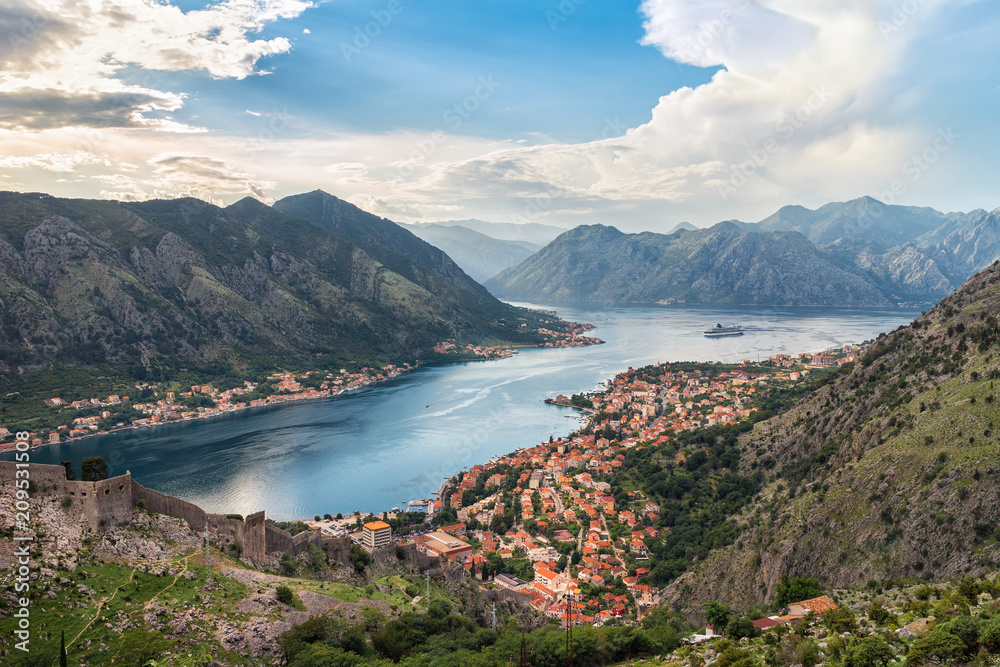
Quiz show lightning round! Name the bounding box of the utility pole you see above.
[520,633,528,667]
[203,531,211,585]
[565,592,574,667]
[425,571,431,610]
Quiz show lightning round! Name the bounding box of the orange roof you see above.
[791,595,838,615]
[364,521,391,530]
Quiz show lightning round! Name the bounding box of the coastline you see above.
[0,332,604,456]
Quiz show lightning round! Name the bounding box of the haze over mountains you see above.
[0,190,557,379]
[487,197,1000,306]
[402,223,542,283]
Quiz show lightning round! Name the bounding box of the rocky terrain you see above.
[487,197,1000,306]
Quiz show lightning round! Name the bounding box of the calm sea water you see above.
[8,303,920,519]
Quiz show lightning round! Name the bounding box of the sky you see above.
[0,0,997,231]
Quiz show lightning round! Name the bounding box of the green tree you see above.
[704,601,733,630]
[81,456,109,481]
[824,607,857,633]
[725,617,760,640]
[60,460,76,481]
[844,635,895,667]
[775,574,824,607]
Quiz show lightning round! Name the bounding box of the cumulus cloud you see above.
[0,0,313,131]
[339,0,968,225]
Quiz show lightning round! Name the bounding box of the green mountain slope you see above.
[0,191,563,381]
[660,260,1000,614]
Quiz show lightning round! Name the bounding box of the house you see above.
[683,626,718,645]
[788,595,838,617]
[496,574,528,591]
[752,617,780,630]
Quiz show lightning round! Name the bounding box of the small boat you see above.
[704,323,744,337]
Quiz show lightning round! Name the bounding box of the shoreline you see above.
[0,334,604,457]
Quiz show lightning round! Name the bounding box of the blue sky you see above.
[0,0,997,230]
[171,1,717,142]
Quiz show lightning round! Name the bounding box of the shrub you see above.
[60,496,73,508]
[825,607,858,633]
[276,585,294,605]
[845,635,895,667]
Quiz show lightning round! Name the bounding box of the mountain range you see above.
[0,190,562,382]
[487,197,1000,306]
[402,223,542,282]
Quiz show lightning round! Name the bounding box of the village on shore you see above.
[0,325,602,452]
[304,343,862,627]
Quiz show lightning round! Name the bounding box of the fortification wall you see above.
[262,519,292,556]
[130,479,206,531]
[69,474,133,528]
[0,461,68,493]
[246,511,268,562]
[290,529,323,556]
[321,536,352,565]
[0,461,323,559]
[205,513,248,554]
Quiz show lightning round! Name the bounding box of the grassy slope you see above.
[662,262,1000,616]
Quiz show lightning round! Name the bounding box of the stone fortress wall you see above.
[0,461,347,563]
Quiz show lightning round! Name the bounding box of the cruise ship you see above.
[704,323,744,337]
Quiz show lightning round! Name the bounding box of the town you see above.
[296,344,859,627]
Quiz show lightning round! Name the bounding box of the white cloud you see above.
[0,0,314,131]
[0,151,105,172]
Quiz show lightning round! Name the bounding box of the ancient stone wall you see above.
[321,536,352,565]
[0,461,69,493]
[70,474,133,529]
[0,461,310,558]
[130,479,207,531]
[246,511,269,562]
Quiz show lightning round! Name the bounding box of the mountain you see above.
[0,191,562,381]
[660,259,1000,614]
[401,222,541,282]
[424,218,566,246]
[487,197,999,305]
[486,223,895,306]
[666,221,698,234]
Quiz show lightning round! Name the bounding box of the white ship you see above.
[704,323,744,337]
